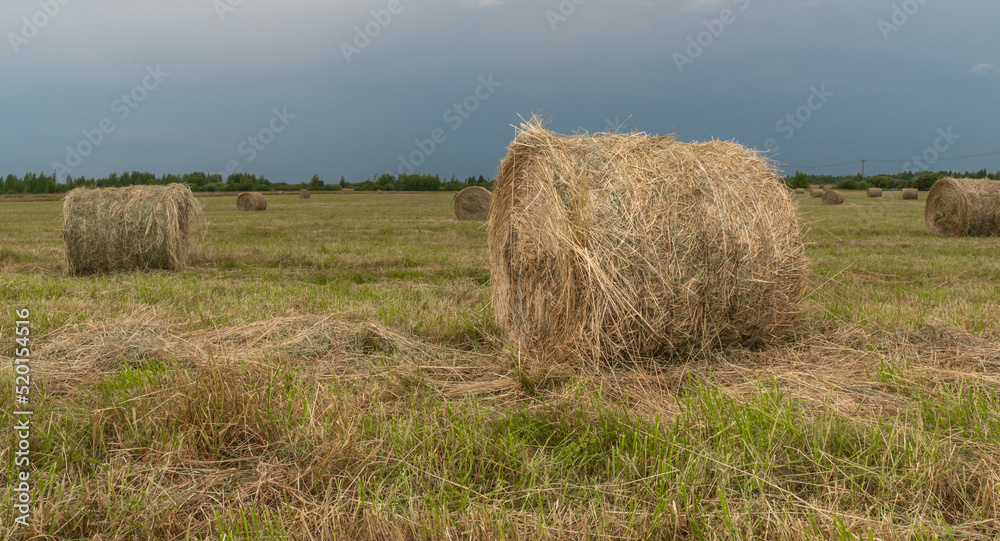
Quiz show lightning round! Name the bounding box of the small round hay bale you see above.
[299,190,310,199]
[925,177,1000,237]
[810,189,824,197]
[236,192,267,211]
[62,184,201,275]
[794,188,805,194]
[902,188,919,200]
[489,120,806,363]
[454,186,492,220]
[821,190,844,205]
[866,187,883,197]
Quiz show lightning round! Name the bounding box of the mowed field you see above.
[1,190,999,540]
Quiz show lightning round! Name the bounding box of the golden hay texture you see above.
[925,177,1000,237]
[299,190,310,199]
[822,190,845,205]
[488,120,806,363]
[794,188,805,194]
[867,187,883,197]
[62,184,201,275]
[810,189,824,197]
[236,192,267,211]
[902,188,919,200]
[453,186,493,220]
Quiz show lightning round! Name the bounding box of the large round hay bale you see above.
[299,190,310,199]
[488,120,806,363]
[794,188,805,194]
[925,177,1000,237]
[902,188,919,200]
[810,189,824,197]
[62,184,201,275]
[821,190,845,205]
[236,192,267,211]
[454,186,492,220]
[867,187,882,198]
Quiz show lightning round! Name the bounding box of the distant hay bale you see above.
[902,188,919,200]
[810,189,824,197]
[488,119,806,363]
[867,187,883,197]
[794,188,805,194]
[453,186,492,220]
[925,177,1000,237]
[299,190,310,199]
[236,192,267,211]
[822,190,844,205]
[62,184,200,275]
[822,184,834,190]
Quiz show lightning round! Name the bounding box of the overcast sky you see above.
[2,0,998,183]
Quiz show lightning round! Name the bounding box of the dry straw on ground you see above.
[453,186,492,220]
[822,190,845,205]
[300,190,310,199]
[867,187,883,197]
[237,192,267,211]
[62,184,201,275]
[902,188,919,200]
[794,188,805,194]
[488,119,806,364]
[810,189,823,197]
[925,177,1000,237]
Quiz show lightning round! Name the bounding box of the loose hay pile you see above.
[925,177,1000,237]
[822,190,845,205]
[62,184,200,275]
[902,188,919,200]
[867,188,883,197]
[453,186,492,220]
[299,190,310,199]
[794,188,805,194]
[237,192,267,211]
[810,189,824,197]
[488,120,806,363]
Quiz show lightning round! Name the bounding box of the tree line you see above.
[784,169,1000,191]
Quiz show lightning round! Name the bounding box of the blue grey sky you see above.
[2,0,998,183]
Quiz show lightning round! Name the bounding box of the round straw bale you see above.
[299,190,310,199]
[810,189,824,197]
[902,188,919,200]
[236,192,267,211]
[62,184,201,275]
[489,120,806,363]
[794,188,805,194]
[821,190,845,205]
[866,187,882,197]
[925,177,1000,237]
[453,186,492,220]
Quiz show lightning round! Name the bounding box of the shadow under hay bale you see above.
[62,184,201,275]
[488,119,806,364]
[794,188,805,194]
[822,190,845,205]
[236,192,267,211]
[867,188,882,197]
[454,186,492,220]
[902,188,919,200]
[810,189,824,197]
[925,177,1000,237]
[299,190,310,199]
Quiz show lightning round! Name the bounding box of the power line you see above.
[785,149,1000,171]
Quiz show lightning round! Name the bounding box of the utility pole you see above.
[860,159,866,180]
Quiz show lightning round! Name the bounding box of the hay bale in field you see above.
[810,189,824,197]
[822,190,844,205]
[236,192,267,211]
[62,184,200,275]
[299,190,310,199]
[925,177,1000,237]
[489,119,806,363]
[794,188,805,194]
[867,187,883,197]
[822,184,833,190]
[902,188,919,200]
[453,186,492,220]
